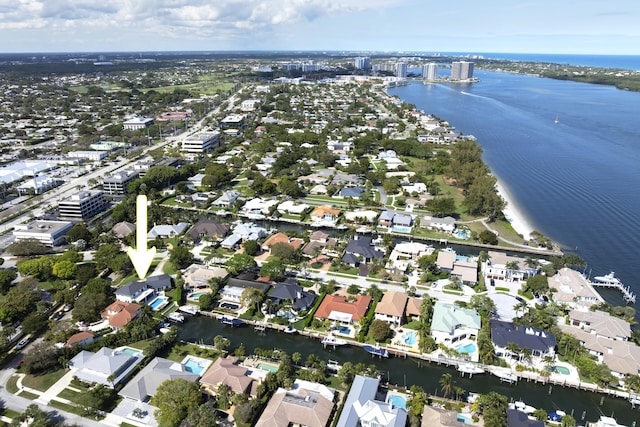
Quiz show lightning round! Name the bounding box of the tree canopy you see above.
[151,378,203,427]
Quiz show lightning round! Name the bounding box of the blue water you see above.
[189,292,207,300]
[436,53,640,70]
[183,358,205,375]
[335,325,351,335]
[277,310,295,319]
[456,413,474,425]
[389,72,640,306]
[392,225,412,233]
[387,394,407,409]
[404,331,417,345]
[456,343,477,354]
[149,297,167,310]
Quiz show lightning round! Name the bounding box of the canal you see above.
[177,315,638,426]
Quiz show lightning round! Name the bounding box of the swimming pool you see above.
[456,413,474,424]
[257,363,279,373]
[149,296,168,311]
[277,310,295,319]
[189,292,208,300]
[403,331,418,345]
[455,230,470,239]
[456,343,477,354]
[220,302,239,310]
[392,225,412,233]
[335,325,351,335]
[183,357,206,375]
[120,347,141,356]
[552,366,570,375]
[387,394,406,409]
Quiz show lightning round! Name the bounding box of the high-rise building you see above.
[422,63,438,81]
[396,62,408,78]
[103,170,139,195]
[354,56,371,70]
[451,61,474,81]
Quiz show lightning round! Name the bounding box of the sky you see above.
[1,0,639,55]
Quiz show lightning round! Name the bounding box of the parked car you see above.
[16,338,29,350]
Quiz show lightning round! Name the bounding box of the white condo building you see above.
[396,62,408,78]
[354,56,371,70]
[181,131,221,153]
[422,63,438,81]
[451,61,474,81]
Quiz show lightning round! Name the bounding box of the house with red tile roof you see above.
[261,232,304,253]
[101,301,141,330]
[314,294,372,324]
[65,331,94,348]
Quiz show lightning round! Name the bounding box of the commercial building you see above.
[67,151,108,162]
[58,190,106,221]
[396,62,408,78]
[451,61,474,81]
[123,117,154,130]
[422,62,438,81]
[102,170,139,195]
[13,220,73,246]
[181,131,221,153]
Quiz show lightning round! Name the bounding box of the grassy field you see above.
[22,369,66,392]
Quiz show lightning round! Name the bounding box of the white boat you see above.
[283,325,297,334]
[168,312,184,323]
[467,392,480,404]
[554,114,559,124]
[492,369,518,383]
[321,334,347,347]
[179,305,200,315]
[589,416,627,427]
[508,400,536,414]
[457,363,485,375]
[593,272,622,285]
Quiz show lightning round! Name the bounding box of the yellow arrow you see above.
[126,194,156,280]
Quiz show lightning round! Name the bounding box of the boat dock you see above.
[591,272,637,304]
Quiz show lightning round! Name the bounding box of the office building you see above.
[422,63,438,81]
[354,56,371,70]
[13,220,73,246]
[181,131,221,153]
[103,170,139,195]
[396,62,408,78]
[451,61,474,81]
[58,190,106,221]
[123,117,154,131]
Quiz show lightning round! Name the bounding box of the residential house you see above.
[506,410,545,427]
[426,216,457,233]
[119,357,200,403]
[261,232,304,254]
[405,297,422,322]
[378,210,395,227]
[302,231,339,258]
[212,190,240,208]
[147,222,189,239]
[200,356,257,396]
[267,279,317,313]
[374,291,409,326]
[342,236,384,267]
[335,375,407,427]
[255,380,335,427]
[566,310,631,341]
[392,214,413,229]
[402,182,427,194]
[219,278,271,303]
[335,187,365,199]
[344,210,379,224]
[430,302,481,346]
[183,264,229,291]
[549,268,605,309]
[421,406,471,427]
[491,319,557,359]
[483,251,537,282]
[112,221,136,239]
[115,274,172,304]
[65,331,94,348]
[69,347,144,388]
[226,222,268,242]
[309,184,328,195]
[277,200,310,216]
[101,301,141,330]
[386,242,434,274]
[187,173,206,189]
[314,294,372,325]
[310,205,341,224]
[187,219,230,243]
[242,198,278,217]
[436,250,478,285]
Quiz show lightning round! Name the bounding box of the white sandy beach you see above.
[495,181,536,240]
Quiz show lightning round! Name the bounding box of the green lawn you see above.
[17,390,39,400]
[5,375,19,394]
[163,261,179,275]
[22,369,66,392]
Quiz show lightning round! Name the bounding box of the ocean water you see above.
[388,71,640,304]
[435,52,640,70]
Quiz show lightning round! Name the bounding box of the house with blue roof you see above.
[491,319,557,359]
[334,187,366,199]
[342,236,384,267]
[267,279,317,314]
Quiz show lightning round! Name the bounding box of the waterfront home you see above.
[436,250,478,286]
[310,205,341,224]
[374,291,413,326]
[229,222,268,241]
[425,216,456,233]
[342,235,384,267]
[549,268,605,309]
[212,190,241,208]
[147,222,189,239]
[378,210,395,227]
[242,197,278,216]
[219,278,271,304]
[119,357,200,403]
[392,213,413,229]
[277,200,310,216]
[483,251,537,282]
[314,294,372,325]
[187,219,230,243]
[101,301,141,330]
[559,323,640,379]
[386,241,434,273]
[344,209,379,224]
[490,319,556,359]
[302,231,339,258]
[183,264,229,291]
[335,375,407,427]
[261,232,304,254]
[430,302,481,347]
[267,279,317,313]
[506,409,545,427]
[255,379,335,427]
[115,274,172,304]
[421,406,470,427]
[566,310,631,341]
[69,347,144,388]
[200,356,258,396]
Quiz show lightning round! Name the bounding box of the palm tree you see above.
[439,373,453,398]
[454,386,465,401]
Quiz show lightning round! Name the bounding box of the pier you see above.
[591,272,637,304]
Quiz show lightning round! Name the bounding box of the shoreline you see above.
[494,180,536,240]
